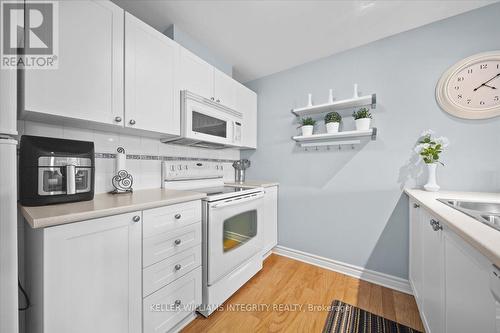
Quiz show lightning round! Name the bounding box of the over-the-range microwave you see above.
[162,90,242,149]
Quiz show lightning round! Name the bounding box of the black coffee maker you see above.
[19,135,95,206]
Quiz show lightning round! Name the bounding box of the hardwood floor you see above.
[182,254,424,333]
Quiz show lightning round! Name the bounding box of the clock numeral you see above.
[494,96,499,101]
[468,69,473,74]
[457,94,463,99]
[480,101,485,105]
[480,64,488,69]
[454,86,460,90]
[467,99,472,104]
[457,77,464,82]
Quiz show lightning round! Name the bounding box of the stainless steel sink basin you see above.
[437,199,500,232]
[440,199,500,214]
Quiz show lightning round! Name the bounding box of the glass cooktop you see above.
[192,186,249,196]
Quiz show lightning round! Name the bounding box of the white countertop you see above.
[21,188,207,229]
[405,189,500,268]
[225,180,279,188]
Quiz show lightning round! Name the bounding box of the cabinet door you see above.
[409,200,423,304]
[213,69,237,110]
[421,210,445,333]
[262,186,278,254]
[236,83,258,149]
[43,212,142,333]
[179,47,214,100]
[24,0,124,126]
[125,13,180,135]
[444,228,496,333]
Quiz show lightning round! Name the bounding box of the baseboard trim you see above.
[273,245,412,295]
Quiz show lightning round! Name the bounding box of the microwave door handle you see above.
[65,165,76,195]
[210,193,264,209]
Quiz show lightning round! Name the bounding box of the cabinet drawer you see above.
[143,244,201,297]
[143,201,201,239]
[143,267,202,333]
[143,223,201,267]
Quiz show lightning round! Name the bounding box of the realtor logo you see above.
[1,0,58,69]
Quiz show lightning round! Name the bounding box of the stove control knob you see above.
[177,165,182,171]
[170,165,175,171]
[216,165,219,170]
[220,165,224,170]
[184,165,188,170]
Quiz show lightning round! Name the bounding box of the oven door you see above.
[207,192,264,285]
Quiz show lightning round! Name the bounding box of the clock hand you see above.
[484,84,497,89]
[474,73,500,91]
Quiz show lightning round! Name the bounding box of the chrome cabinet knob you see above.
[211,97,215,101]
[216,99,220,103]
[173,300,181,307]
[174,264,182,271]
[133,215,141,222]
[430,219,442,231]
[174,239,182,245]
[129,119,136,125]
[413,203,420,208]
[174,214,181,220]
[114,116,122,123]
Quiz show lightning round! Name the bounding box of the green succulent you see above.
[300,117,316,126]
[324,112,341,124]
[352,108,372,120]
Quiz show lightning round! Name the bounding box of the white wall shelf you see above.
[291,94,376,117]
[292,128,377,148]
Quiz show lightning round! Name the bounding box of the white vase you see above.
[301,125,314,136]
[326,122,339,134]
[355,118,371,131]
[424,163,440,192]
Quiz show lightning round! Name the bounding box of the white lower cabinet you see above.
[25,199,203,333]
[409,198,498,333]
[25,212,142,333]
[143,267,202,333]
[262,186,278,255]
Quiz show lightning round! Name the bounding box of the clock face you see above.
[436,51,500,119]
[447,60,500,109]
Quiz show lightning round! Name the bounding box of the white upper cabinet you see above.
[125,13,180,136]
[213,69,237,110]
[179,48,239,110]
[236,83,257,149]
[179,48,214,100]
[24,0,124,126]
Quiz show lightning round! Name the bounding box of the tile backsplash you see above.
[18,121,240,193]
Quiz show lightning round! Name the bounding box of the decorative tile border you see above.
[94,153,236,163]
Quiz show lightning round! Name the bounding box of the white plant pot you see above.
[301,125,314,136]
[355,118,371,131]
[325,122,340,134]
[424,163,440,192]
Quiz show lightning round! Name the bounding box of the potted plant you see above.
[352,108,372,131]
[414,130,449,192]
[299,117,316,136]
[324,112,341,134]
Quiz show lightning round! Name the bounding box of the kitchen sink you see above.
[437,199,500,232]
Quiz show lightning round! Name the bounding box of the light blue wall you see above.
[243,3,500,279]
[165,25,233,76]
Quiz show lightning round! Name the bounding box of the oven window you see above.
[223,210,257,252]
[192,111,227,138]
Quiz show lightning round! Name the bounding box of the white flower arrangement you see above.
[414,130,449,165]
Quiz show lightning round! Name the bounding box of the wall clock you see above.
[436,51,500,119]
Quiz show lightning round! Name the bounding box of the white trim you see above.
[170,312,198,333]
[273,245,412,295]
[262,249,273,259]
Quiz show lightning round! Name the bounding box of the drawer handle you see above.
[174,213,181,220]
[174,239,182,246]
[413,203,420,208]
[430,219,442,231]
[132,215,141,222]
[174,264,182,271]
[129,119,136,125]
[174,299,181,307]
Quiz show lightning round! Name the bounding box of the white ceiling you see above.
[112,0,498,83]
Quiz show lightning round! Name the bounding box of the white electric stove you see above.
[162,161,265,317]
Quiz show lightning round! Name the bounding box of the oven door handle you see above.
[210,193,264,209]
